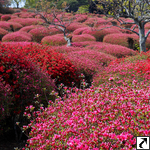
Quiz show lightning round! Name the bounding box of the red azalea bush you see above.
[0,42,56,124]
[7,22,23,31]
[41,34,67,46]
[1,14,11,21]
[72,34,96,42]
[86,42,137,58]
[2,31,33,42]
[29,27,53,43]
[8,18,44,27]
[0,27,8,40]
[2,42,80,87]
[0,21,11,30]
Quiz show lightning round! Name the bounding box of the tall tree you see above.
[11,0,25,8]
[95,0,150,52]
[35,0,74,46]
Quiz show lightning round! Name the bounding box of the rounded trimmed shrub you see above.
[103,33,138,49]
[7,22,23,31]
[41,34,67,46]
[0,21,11,30]
[0,42,56,138]
[82,27,121,41]
[8,18,45,27]
[0,27,8,40]
[19,25,42,32]
[2,31,33,42]
[75,15,88,23]
[66,22,87,32]
[86,42,137,58]
[73,27,90,35]
[1,14,11,21]
[29,27,53,43]
[103,33,150,50]
[72,34,96,42]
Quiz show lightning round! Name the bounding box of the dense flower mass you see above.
[0,42,56,121]
[0,9,150,150]
[25,68,150,149]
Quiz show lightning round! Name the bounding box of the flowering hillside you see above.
[0,9,150,150]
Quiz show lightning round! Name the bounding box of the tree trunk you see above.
[138,23,146,52]
[64,36,72,47]
[17,2,19,8]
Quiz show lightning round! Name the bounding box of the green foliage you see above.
[77,5,89,13]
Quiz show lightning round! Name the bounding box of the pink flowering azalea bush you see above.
[103,33,150,50]
[86,42,137,58]
[2,31,33,42]
[24,63,150,149]
[19,25,42,32]
[82,27,121,41]
[29,27,53,43]
[1,14,11,21]
[66,22,87,32]
[0,21,11,30]
[7,22,23,31]
[72,34,96,42]
[72,27,90,35]
[74,15,88,23]
[41,34,67,46]
[8,18,44,27]
[0,27,8,40]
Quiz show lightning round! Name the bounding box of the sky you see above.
[10,1,25,8]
